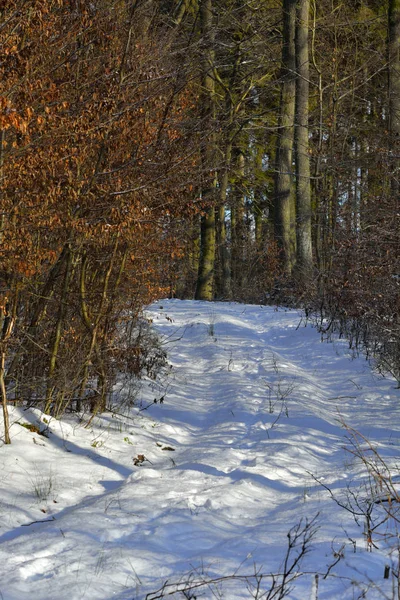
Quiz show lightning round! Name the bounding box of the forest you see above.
[1,0,399,441]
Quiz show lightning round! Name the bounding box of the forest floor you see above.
[1,299,400,599]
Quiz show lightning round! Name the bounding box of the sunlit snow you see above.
[1,299,399,599]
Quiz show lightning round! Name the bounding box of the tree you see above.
[0,0,201,434]
[195,0,217,301]
[294,0,313,283]
[388,0,400,197]
[274,0,297,276]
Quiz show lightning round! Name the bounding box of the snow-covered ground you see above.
[1,299,400,599]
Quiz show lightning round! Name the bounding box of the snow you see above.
[1,299,400,599]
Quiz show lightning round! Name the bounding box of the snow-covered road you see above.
[1,300,399,599]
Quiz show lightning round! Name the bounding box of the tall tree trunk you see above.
[389,0,400,198]
[195,0,217,301]
[253,139,266,251]
[0,129,9,444]
[0,297,16,444]
[295,0,313,282]
[0,130,4,247]
[231,148,245,293]
[0,346,10,445]
[215,140,232,299]
[310,0,323,274]
[274,0,297,276]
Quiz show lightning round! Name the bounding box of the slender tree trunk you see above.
[274,0,297,276]
[310,0,323,274]
[0,130,5,247]
[0,297,16,444]
[389,0,400,198]
[45,247,74,414]
[196,205,216,300]
[295,0,313,282]
[0,129,10,444]
[215,141,232,299]
[0,346,10,445]
[218,203,231,297]
[195,0,217,301]
[253,141,265,251]
[79,237,119,420]
[190,216,200,271]
[231,148,245,292]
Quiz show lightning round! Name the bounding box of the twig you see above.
[21,516,56,527]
